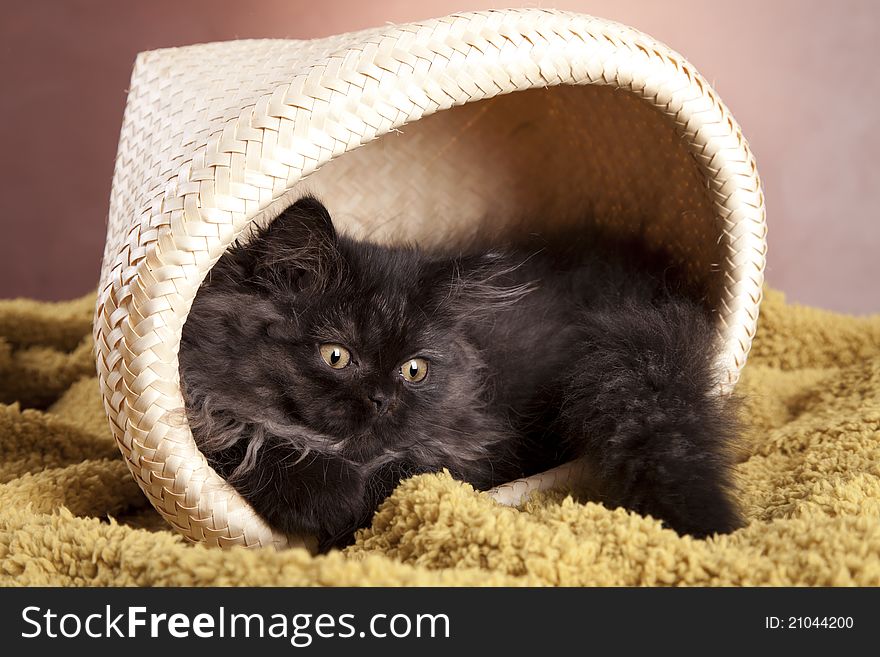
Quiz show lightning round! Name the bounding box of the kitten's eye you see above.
[400,358,429,383]
[319,343,351,369]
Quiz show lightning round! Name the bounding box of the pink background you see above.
[1,0,878,313]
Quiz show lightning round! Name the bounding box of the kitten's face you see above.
[181,197,489,464]
[267,274,476,451]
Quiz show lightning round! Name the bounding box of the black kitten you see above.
[179,197,742,550]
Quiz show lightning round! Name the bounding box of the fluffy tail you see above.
[560,296,743,538]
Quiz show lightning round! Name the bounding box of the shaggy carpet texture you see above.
[1,289,878,586]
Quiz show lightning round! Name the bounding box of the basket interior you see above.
[256,84,724,308]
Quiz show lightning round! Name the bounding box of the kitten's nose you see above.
[368,391,389,416]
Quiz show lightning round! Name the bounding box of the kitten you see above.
[179,196,742,550]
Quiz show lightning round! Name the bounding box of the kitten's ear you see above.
[260,196,337,246]
[239,196,340,291]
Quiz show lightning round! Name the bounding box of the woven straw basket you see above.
[95,8,766,550]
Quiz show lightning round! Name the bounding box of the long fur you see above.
[179,197,742,550]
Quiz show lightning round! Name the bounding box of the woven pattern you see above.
[95,9,766,548]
